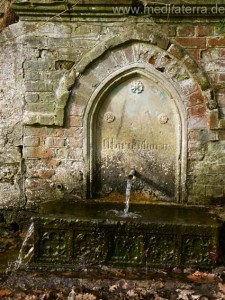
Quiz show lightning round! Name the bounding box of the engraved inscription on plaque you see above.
[93,76,180,201]
[103,138,170,151]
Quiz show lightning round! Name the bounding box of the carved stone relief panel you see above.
[93,75,181,201]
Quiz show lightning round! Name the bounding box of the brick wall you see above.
[1,1,225,207]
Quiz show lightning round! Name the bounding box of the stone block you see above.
[24,71,41,81]
[54,108,65,126]
[39,114,55,126]
[24,61,54,71]
[25,93,39,103]
[26,102,55,113]
[192,184,206,196]
[23,136,40,147]
[25,81,53,93]
[206,185,223,198]
[57,91,70,108]
[47,38,71,48]
[23,113,39,125]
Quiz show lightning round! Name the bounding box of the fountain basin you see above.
[22,201,222,270]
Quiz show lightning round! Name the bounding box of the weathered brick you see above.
[23,136,40,147]
[188,90,205,107]
[217,131,225,141]
[66,138,82,148]
[39,114,55,126]
[189,49,201,60]
[111,48,127,66]
[206,185,223,197]
[196,25,213,37]
[68,116,83,127]
[45,137,65,148]
[207,109,219,130]
[54,108,65,126]
[175,37,206,48]
[25,178,50,190]
[23,146,54,159]
[47,159,61,167]
[69,104,85,116]
[25,81,53,93]
[177,25,195,37]
[192,184,206,196]
[24,71,41,81]
[23,61,54,71]
[124,46,135,63]
[36,169,55,179]
[25,92,39,103]
[47,38,71,48]
[207,37,225,47]
[26,102,55,112]
[218,73,225,82]
[167,44,184,60]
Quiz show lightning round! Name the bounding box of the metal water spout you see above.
[124,168,136,215]
[127,168,136,179]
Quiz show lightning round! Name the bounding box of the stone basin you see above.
[20,200,222,271]
[39,200,218,225]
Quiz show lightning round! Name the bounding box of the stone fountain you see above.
[2,0,225,274]
[16,69,222,272]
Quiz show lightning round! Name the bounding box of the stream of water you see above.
[124,178,132,215]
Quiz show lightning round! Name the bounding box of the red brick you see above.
[177,25,195,37]
[207,37,225,47]
[53,138,65,148]
[189,104,206,117]
[188,129,201,141]
[68,116,82,127]
[47,159,61,167]
[189,49,201,60]
[148,56,156,65]
[66,138,82,148]
[196,25,213,37]
[36,169,55,179]
[176,37,206,48]
[220,49,225,58]
[188,90,205,107]
[23,146,54,159]
[167,44,184,60]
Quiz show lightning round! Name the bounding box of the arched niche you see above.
[84,64,187,203]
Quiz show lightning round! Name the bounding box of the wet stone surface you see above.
[8,201,221,271]
[0,205,225,299]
